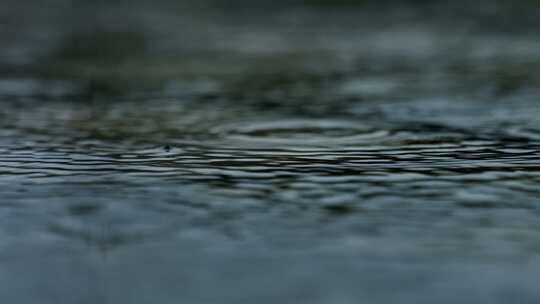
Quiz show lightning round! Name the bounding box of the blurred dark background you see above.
[1,0,540,99]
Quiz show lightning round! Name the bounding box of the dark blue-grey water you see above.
[2,1,540,303]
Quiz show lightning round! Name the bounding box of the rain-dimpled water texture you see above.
[2,1,540,303]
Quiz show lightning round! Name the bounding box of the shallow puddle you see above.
[2,1,540,303]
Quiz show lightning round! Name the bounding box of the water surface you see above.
[2,1,540,303]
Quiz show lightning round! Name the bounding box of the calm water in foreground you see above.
[2,1,540,303]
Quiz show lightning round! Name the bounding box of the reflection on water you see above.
[3,1,540,303]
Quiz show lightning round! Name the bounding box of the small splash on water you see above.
[213,119,389,146]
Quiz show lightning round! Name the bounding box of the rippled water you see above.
[3,1,540,303]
